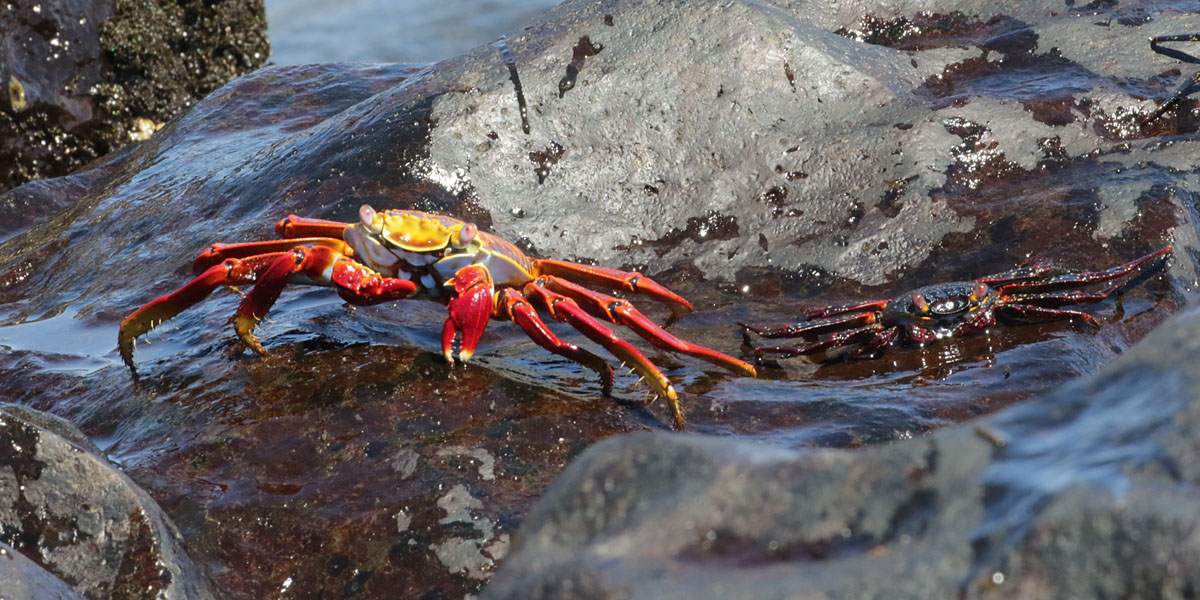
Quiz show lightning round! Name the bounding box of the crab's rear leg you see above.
[1145,35,1200,124]
[234,245,418,354]
[496,288,615,395]
[740,311,879,340]
[533,259,693,321]
[998,247,1171,293]
[753,323,888,359]
[539,275,756,377]
[274,214,354,239]
[995,304,1100,327]
[801,299,889,319]
[523,281,686,429]
[194,237,351,272]
[119,252,286,376]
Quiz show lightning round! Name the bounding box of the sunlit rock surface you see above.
[0,0,1197,597]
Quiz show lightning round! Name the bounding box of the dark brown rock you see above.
[0,0,269,193]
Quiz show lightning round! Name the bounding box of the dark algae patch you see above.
[0,0,268,192]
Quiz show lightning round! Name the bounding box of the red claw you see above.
[442,264,495,365]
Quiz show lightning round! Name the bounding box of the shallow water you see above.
[265,0,563,65]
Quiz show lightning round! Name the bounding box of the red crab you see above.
[118,206,756,429]
[741,247,1171,361]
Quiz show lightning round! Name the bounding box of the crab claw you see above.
[442,264,495,365]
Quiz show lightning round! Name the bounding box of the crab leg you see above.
[533,259,693,319]
[523,281,687,429]
[848,327,899,358]
[997,247,1171,293]
[118,252,287,375]
[741,311,878,339]
[1145,35,1200,123]
[753,323,887,358]
[976,264,1055,286]
[539,276,756,376]
[802,299,889,319]
[996,304,1100,327]
[496,288,615,395]
[1002,286,1120,307]
[274,214,353,239]
[234,245,418,354]
[193,238,351,272]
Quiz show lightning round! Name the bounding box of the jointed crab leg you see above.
[119,245,418,374]
[534,259,694,318]
[523,281,686,429]
[497,288,615,395]
[118,252,286,375]
[1002,287,1120,308]
[976,264,1055,285]
[538,275,756,376]
[996,304,1100,326]
[741,311,878,339]
[235,245,419,354]
[1144,34,1200,124]
[997,247,1171,292]
[194,238,352,271]
[274,214,353,239]
[802,299,890,319]
[752,323,887,358]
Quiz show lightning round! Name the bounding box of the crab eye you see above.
[359,205,381,233]
[912,293,929,313]
[972,282,989,302]
[455,223,477,247]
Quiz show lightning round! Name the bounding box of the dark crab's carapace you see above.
[740,246,1172,361]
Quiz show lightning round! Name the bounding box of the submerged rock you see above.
[0,0,1196,598]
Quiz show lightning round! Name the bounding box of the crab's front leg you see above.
[119,252,286,375]
[235,245,420,354]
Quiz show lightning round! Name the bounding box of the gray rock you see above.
[0,541,87,600]
[0,404,216,600]
[483,302,1200,599]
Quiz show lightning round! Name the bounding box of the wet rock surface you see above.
[0,0,269,193]
[484,302,1200,599]
[0,540,87,600]
[0,404,215,599]
[0,0,1196,598]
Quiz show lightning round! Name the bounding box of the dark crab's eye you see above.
[971,282,988,301]
[912,293,929,313]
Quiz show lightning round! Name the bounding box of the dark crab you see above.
[741,247,1171,361]
[1144,33,1200,123]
